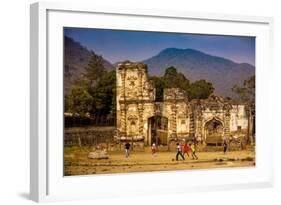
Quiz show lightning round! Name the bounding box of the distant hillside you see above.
[143,48,255,98]
[64,36,114,93]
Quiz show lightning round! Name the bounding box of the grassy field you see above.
[64,146,255,176]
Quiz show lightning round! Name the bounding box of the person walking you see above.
[190,142,198,160]
[183,141,190,158]
[124,141,131,158]
[151,142,157,156]
[176,143,185,161]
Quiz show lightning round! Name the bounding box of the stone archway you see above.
[204,118,224,146]
[147,116,168,146]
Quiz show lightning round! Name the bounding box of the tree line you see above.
[64,51,116,119]
[149,66,214,101]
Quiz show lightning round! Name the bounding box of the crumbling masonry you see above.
[116,61,254,148]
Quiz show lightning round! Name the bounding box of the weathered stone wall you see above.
[162,88,190,139]
[116,61,155,144]
[116,61,252,148]
[64,127,116,146]
[229,105,248,132]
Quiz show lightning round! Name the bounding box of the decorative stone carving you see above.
[116,61,251,147]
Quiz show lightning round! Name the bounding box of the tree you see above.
[149,76,164,101]
[84,51,106,86]
[64,85,93,116]
[188,79,214,100]
[162,66,190,91]
[161,66,214,100]
[88,70,116,117]
[149,67,190,101]
[149,66,214,101]
[232,75,255,104]
[72,75,90,88]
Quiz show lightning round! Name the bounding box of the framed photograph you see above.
[30,2,274,202]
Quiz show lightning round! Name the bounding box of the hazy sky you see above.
[64,27,255,65]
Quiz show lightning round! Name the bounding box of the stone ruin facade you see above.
[116,61,254,150]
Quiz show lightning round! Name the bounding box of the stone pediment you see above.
[163,88,188,101]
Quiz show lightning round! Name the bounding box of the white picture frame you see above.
[30,2,274,202]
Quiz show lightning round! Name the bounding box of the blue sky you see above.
[64,27,255,65]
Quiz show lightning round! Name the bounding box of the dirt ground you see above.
[64,146,255,176]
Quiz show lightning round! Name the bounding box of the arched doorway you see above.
[147,116,168,146]
[204,118,224,146]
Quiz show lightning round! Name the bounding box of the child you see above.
[151,142,157,156]
[190,142,198,160]
[124,142,131,158]
[176,143,185,161]
[183,141,190,158]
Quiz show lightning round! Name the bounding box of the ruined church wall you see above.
[116,62,156,140]
[198,105,249,139]
[116,61,251,148]
[161,102,173,137]
[199,110,225,141]
[126,104,139,136]
[229,105,248,132]
[162,88,190,138]
[161,103,189,137]
[141,102,156,144]
[175,102,190,137]
[201,110,225,125]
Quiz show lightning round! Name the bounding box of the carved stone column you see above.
[120,69,126,100]
[196,112,203,141]
[189,112,195,138]
[224,111,231,139]
[120,103,127,135]
[171,103,177,135]
[138,103,144,136]
[137,69,143,99]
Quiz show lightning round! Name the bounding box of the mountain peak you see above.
[142,47,255,98]
[158,47,203,56]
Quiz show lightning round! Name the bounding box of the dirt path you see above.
[64,148,255,176]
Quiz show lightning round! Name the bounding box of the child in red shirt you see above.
[183,142,190,158]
